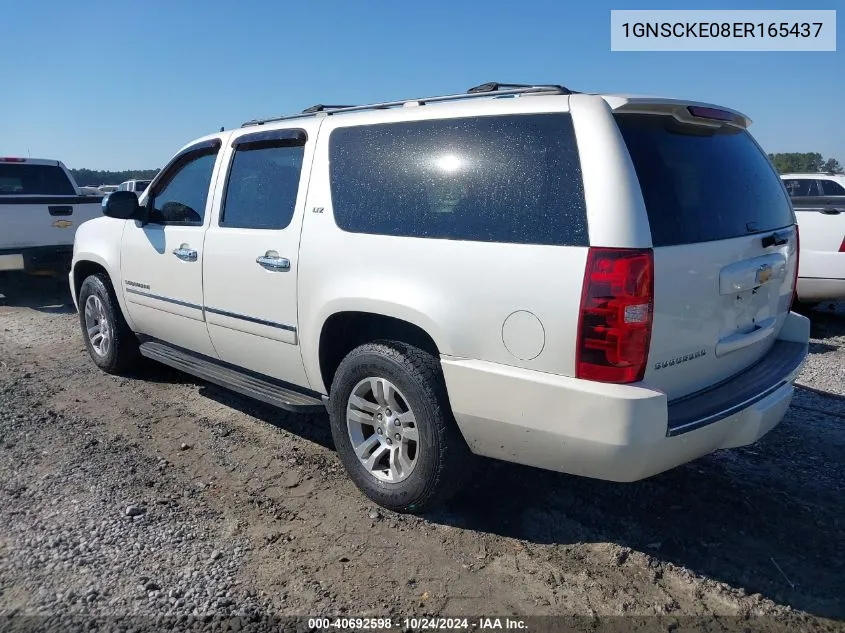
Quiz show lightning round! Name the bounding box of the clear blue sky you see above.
[1,0,841,170]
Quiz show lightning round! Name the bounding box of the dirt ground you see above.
[0,273,843,632]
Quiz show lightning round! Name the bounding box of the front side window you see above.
[820,179,845,196]
[149,151,218,225]
[783,179,819,197]
[328,114,588,246]
[221,142,304,230]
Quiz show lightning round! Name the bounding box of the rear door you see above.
[786,178,845,279]
[615,112,797,400]
[201,126,313,388]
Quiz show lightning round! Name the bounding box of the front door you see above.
[120,139,224,357]
[202,127,313,387]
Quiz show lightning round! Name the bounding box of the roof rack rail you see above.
[241,82,572,127]
[301,104,357,114]
[467,81,573,95]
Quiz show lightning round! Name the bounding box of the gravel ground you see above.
[0,274,843,633]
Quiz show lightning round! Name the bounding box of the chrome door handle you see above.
[172,244,198,262]
[256,252,290,272]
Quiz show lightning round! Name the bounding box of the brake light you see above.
[687,106,735,122]
[0,157,27,162]
[576,248,654,384]
[839,236,845,253]
[790,225,800,310]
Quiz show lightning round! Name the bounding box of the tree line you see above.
[69,168,160,187]
[767,153,843,174]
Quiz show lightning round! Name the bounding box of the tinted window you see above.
[0,164,75,195]
[329,114,587,246]
[820,179,845,196]
[149,152,217,225]
[782,179,818,197]
[221,144,304,230]
[616,114,794,247]
[135,180,150,193]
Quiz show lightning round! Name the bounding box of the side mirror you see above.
[102,190,142,220]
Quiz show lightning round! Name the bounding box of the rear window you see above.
[136,181,150,192]
[329,113,588,246]
[616,114,794,247]
[0,164,75,195]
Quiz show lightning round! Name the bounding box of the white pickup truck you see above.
[0,157,103,273]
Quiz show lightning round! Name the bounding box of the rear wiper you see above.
[761,230,789,248]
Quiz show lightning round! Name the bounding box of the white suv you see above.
[781,172,845,304]
[69,82,810,512]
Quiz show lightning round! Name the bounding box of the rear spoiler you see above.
[600,95,751,130]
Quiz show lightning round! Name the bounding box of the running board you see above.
[138,341,325,413]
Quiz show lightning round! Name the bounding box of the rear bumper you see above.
[0,246,73,272]
[441,312,810,482]
[797,277,845,302]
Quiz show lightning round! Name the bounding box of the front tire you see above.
[78,273,139,375]
[328,341,475,513]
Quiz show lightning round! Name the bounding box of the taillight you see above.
[790,225,800,310]
[839,235,845,253]
[576,248,654,384]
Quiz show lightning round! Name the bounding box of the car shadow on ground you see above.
[425,413,844,619]
[0,272,75,314]
[806,303,845,340]
[197,383,335,451]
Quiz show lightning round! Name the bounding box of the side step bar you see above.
[139,341,325,413]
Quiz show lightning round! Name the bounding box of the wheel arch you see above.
[315,308,443,396]
[71,254,135,331]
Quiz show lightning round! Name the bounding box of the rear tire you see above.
[78,273,139,375]
[328,341,475,513]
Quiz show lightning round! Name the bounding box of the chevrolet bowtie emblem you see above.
[52,220,73,228]
[756,264,773,285]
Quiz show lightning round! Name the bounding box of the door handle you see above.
[256,251,290,272]
[172,244,198,262]
[820,208,841,215]
[48,205,73,216]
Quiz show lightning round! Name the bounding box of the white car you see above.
[116,179,152,196]
[69,82,809,512]
[781,172,845,304]
[0,157,103,273]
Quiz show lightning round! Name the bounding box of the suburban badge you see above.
[654,349,707,371]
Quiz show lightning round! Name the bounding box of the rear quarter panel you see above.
[296,97,590,394]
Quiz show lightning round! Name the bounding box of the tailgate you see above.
[615,110,797,400]
[0,197,103,249]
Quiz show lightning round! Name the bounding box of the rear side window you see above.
[616,114,794,247]
[783,179,819,197]
[0,164,75,195]
[820,179,845,196]
[329,114,588,246]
